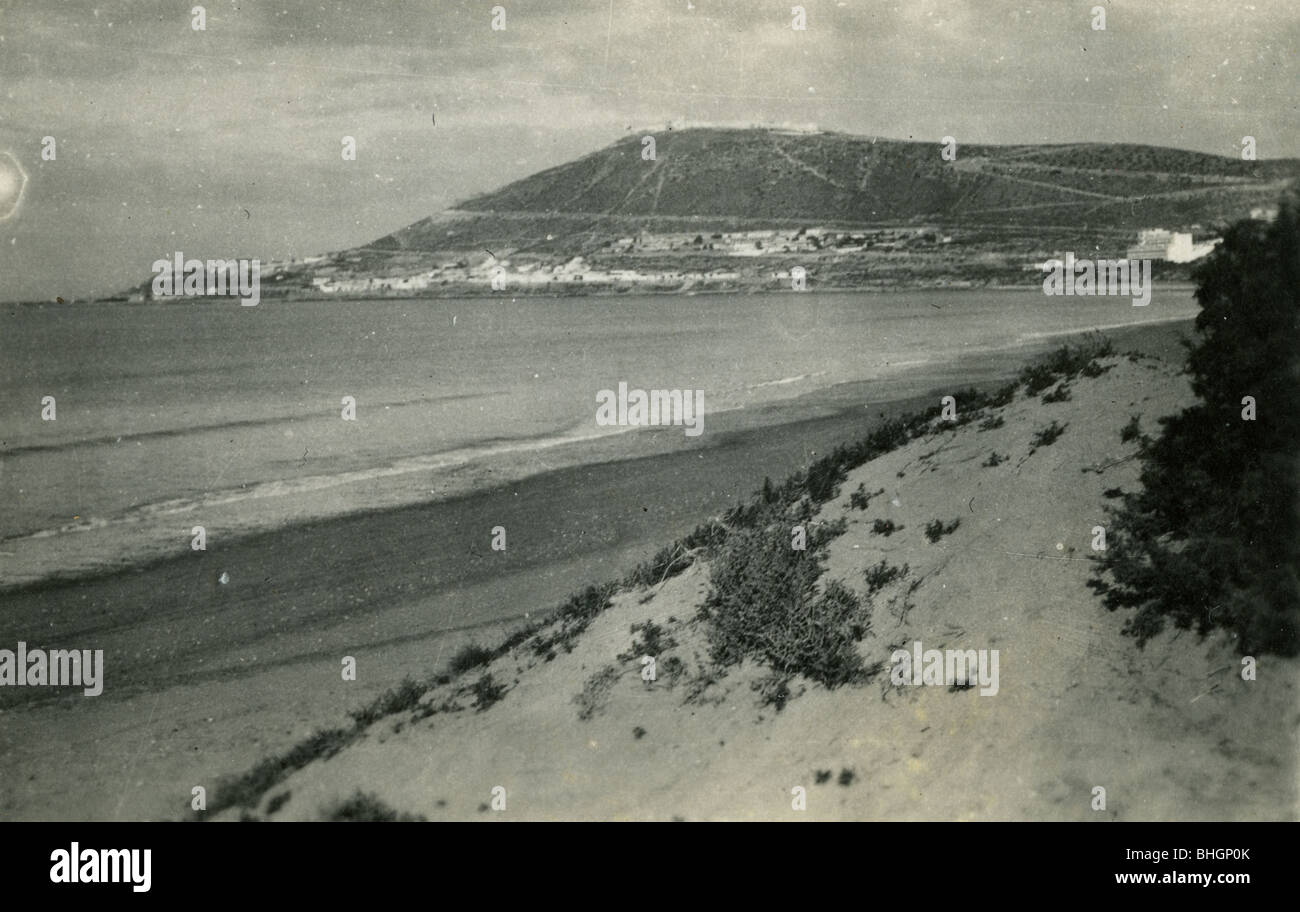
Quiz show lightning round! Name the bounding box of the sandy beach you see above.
[0,317,1216,821]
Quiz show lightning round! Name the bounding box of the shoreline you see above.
[0,313,1197,594]
[12,280,1205,308]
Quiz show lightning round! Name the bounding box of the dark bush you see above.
[1120,414,1142,443]
[322,791,425,822]
[1042,383,1072,403]
[348,677,427,727]
[470,673,508,711]
[924,518,961,542]
[849,484,884,511]
[447,643,494,676]
[1030,421,1068,449]
[1091,198,1300,654]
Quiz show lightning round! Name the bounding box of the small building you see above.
[1126,229,1220,263]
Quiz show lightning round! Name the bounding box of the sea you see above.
[0,287,1198,587]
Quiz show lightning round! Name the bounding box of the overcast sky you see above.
[0,0,1295,301]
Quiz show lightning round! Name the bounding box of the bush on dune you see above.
[1091,197,1300,655]
[701,514,870,688]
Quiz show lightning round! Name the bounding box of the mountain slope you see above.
[376,128,1298,250]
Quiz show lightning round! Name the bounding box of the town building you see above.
[1126,229,1220,263]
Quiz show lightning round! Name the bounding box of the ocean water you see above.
[0,288,1197,585]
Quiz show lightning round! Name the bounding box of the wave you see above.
[745,370,828,390]
[0,413,713,548]
[1014,313,1194,344]
[0,390,498,457]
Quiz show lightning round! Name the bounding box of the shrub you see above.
[265,791,291,815]
[1091,198,1300,654]
[1030,421,1067,449]
[1019,363,1058,397]
[924,518,961,543]
[348,677,427,728]
[470,673,508,712]
[532,582,617,656]
[624,520,728,589]
[752,671,794,710]
[447,643,494,676]
[617,620,676,662]
[863,559,909,596]
[1042,383,1072,403]
[1018,335,1115,394]
[321,790,425,822]
[702,519,869,688]
[574,665,619,721]
[978,415,1005,431]
[208,727,352,814]
[985,383,1018,408]
[871,519,899,536]
[1120,414,1142,443]
[849,484,884,511]
[983,452,1006,467]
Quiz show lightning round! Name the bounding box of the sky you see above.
[0,0,1296,301]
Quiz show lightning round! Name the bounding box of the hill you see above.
[377,128,1299,249]
[124,128,1299,300]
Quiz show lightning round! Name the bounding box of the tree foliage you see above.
[1091,197,1300,654]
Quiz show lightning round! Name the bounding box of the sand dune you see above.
[232,354,1299,821]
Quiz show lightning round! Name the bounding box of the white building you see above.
[1126,229,1220,263]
